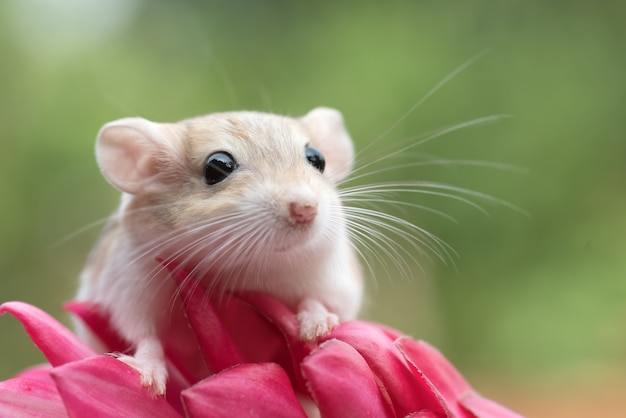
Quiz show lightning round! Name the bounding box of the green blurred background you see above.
[1,0,624,416]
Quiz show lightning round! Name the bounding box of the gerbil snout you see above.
[278,185,321,228]
[289,201,318,225]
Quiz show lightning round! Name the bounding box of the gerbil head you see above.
[95,107,355,288]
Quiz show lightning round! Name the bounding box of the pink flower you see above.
[0,263,523,417]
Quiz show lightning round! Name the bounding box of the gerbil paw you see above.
[297,308,339,342]
[113,353,168,397]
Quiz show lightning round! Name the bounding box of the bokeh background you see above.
[1,1,624,416]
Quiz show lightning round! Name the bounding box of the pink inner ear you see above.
[97,123,160,195]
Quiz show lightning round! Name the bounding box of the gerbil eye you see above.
[305,145,325,173]
[204,152,237,185]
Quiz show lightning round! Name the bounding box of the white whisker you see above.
[344,217,423,280]
[358,49,492,157]
[349,114,511,183]
[343,196,458,224]
[53,217,111,247]
[344,206,456,263]
[346,158,528,185]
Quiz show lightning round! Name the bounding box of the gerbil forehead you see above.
[185,112,309,168]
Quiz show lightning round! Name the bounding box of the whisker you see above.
[346,158,528,185]
[357,49,492,158]
[164,215,261,307]
[340,195,458,224]
[121,213,256,307]
[344,206,457,264]
[341,181,528,217]
[343,204,458,282]
[349,114,511,183]
[55,200,198,247]
[343,217,423,280]
[126,212,247,269]
[342,183,490,216]
[52,217,112,247]
[406,182,529,216]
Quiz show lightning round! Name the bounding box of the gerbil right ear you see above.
[300,107,355,184]
[96,118,180,194]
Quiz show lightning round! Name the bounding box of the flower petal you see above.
[236,293,301,341]
[459,392,525,418]
[15,364,54,383]
[301,339,392,418]
[396,338,474,417]
[160,260,245,373]
[330,322,446,416]
[0,301,95,366]
[235,292,316,392]
[159,260,314,391]
[63,301,129,353]
[0,377,67,418]
[50,356,180,418]
[181,363,307,418]
[213,294,289,364]
[396,338,471,396]
[66,299,201,407]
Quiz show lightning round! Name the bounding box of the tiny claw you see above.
[296,298,340,342]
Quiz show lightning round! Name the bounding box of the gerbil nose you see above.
[289,201,318,225]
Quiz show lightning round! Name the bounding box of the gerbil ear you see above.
[96,117,178,194]
[300,107,354,183]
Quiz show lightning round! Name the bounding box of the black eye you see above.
[305,145,325,173]
[204,152,237,185]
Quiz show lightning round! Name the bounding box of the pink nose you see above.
[289,202,318,224]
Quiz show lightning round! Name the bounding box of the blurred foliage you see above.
[1,0,625,414]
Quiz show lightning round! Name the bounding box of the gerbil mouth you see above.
[271,222,322,253]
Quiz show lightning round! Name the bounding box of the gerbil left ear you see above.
[96,118,183,194]
[300,107,354,184]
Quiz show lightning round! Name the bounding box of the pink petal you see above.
[159,260,313,392]
[181,363,307,418]
[301,339,392,418]
[213,294,288,364]
[235,292,316,392]
[50,356,180,418]
[236,293,301,341]
[0,302,95,366]
[160,303,210,386]
[330,322,446,416]
[460,392,525,418]
[396,338,472,395]
[396,338,474,417]
[369,321,405,341]
[66,300,200,405]
[15,364,54,383]
[64,301,129,353]
[160,260,245,373]
[0,377,67,417]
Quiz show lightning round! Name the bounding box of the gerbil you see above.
[77,108,363,395]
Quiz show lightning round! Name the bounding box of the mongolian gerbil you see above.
[77,108,363,395]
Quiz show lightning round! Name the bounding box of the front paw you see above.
[296,299,340,342]
[297,310,339,342]
[113,353,168,396]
